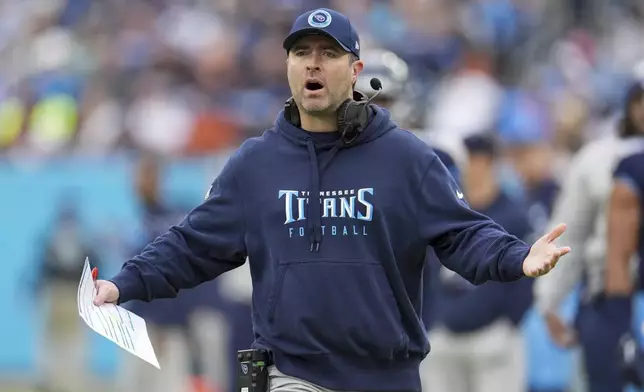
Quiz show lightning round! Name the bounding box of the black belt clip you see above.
[237,349,270,392]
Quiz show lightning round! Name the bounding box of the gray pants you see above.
[38,282,91,392]
[269,366,357,392]
[419,319,525,392]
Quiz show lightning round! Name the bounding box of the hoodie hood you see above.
[275,105,397,252]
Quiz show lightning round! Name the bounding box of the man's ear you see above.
[352,59,364,85]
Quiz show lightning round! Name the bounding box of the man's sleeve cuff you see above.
[504,244,530,281]
[109,273,147,305]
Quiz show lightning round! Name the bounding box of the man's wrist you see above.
[108,274,143,305]
[515,245,531,279]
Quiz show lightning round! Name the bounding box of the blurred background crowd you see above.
[1,0,644,391]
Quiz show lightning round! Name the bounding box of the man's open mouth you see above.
[305,79,324,91]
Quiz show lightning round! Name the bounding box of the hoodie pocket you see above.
[267,259,409,359]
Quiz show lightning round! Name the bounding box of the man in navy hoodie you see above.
[94,8,571,392]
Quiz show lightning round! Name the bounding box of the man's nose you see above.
[306,54,322,71]
[306,63,321,72]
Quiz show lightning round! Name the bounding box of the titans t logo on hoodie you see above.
[109,106,530,392]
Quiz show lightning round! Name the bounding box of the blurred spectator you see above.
[32,199,102,392]
[117,153,220,392]
[123,71,195,156]
[498,89,560,239]
[426,43,503,139]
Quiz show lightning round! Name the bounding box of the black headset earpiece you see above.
[284,97,301,127]
[337,90,370,144]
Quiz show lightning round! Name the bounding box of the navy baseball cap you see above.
[464,133,498,157]
[283,8,360,58]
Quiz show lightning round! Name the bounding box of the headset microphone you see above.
[366,78,383,105]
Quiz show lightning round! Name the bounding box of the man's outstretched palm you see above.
[523,223,571,277]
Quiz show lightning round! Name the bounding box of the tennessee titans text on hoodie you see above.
[109,106,531,392]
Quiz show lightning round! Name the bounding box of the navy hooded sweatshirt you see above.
[109,106,531,392]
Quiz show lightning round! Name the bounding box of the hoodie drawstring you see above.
[306,139,321,252]
[306,138,342,252]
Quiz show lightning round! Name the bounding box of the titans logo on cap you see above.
[308,9,332,28]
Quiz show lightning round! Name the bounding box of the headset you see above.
[284,78,383,144]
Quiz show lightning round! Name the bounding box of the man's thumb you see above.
[93,284,106,306]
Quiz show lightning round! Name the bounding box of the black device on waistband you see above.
[236,349,271,392]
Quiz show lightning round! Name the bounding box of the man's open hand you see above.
[93,280,120,306]
[523,223,571,278]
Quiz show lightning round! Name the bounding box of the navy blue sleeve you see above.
[433,147,461,185]
[110,151,247,304]
[417,155,529,284]
[439,199,536,332]
[614,152,644,197]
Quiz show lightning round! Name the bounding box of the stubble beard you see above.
[299,86,351,117]
[300,98,332,114]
